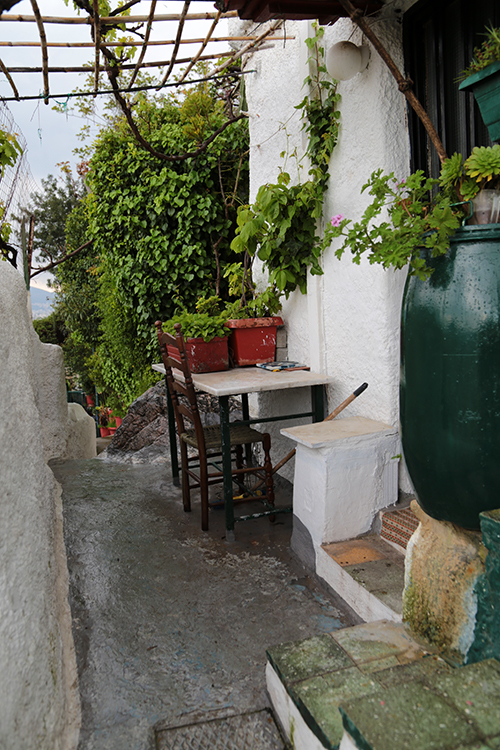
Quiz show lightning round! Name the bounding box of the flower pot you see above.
[114,416,123,427]
[167,335,229,373]
[100,426,110,437]
[400,225,500,529]
[226,317,283,366]
[459,61,500,143]
[108,427,117,435]
[85,394,95,407]
[469,189,500,225]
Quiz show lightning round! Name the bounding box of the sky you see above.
[0,1,231,290]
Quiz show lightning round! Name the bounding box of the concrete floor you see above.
[53,457,358,750]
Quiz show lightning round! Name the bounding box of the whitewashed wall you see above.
[232,7,417,491]
[0,263,82,749]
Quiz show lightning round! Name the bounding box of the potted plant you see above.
[324,150,500,530]
[162,298,231,374]
[97,406,110,437]
[459,26,500,143]
[220,264,283,366]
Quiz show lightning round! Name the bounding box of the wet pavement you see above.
[53,457,358,749]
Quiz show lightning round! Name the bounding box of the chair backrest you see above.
[155,321,206,449]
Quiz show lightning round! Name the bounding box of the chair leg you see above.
[263,433,274,511]
[180,440,191,513]
[235,444,244,470]
[199,451,210,532]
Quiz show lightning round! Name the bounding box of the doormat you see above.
[155,708,288,750]
[380,506,419,550]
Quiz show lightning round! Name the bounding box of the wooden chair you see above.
[156,321,275,531]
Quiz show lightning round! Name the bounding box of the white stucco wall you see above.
[232,10,417,491]
[0,262,80,749]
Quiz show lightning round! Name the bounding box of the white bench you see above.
[281,416,400,565]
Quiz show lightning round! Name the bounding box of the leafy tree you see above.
[14,169,85,269]
[84,82,249,401]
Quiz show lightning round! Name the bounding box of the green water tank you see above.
[400,225,500,529]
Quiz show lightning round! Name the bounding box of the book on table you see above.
[256,361,310,372]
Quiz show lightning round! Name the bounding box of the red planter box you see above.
[167,335,229,373]
[226,317,283,366]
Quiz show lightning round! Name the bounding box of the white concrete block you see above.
[282,417,400,546]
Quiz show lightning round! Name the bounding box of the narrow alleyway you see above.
[53,458,358,749]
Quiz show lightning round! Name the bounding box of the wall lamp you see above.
[326,41,370,81]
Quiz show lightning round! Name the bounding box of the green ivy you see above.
[230,24,340,296]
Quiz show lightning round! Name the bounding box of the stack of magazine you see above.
[256,361,310,372]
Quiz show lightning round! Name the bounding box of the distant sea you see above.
[30,287,56,319]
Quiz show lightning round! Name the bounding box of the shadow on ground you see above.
[52,458,358,750]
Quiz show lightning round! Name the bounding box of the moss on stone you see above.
[403,582,451,651]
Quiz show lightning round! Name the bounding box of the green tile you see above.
[433,659,500,737]
[339,681,478,750]
[266,634,353,685]
[290,667,380,750]
[375,655,453,687]
[359,655,401,673]
[344,560,404,614]
[332,621,426,667]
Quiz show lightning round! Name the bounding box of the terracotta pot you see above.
[86,394,95,406]
[225,317,283,366]
[167,335,229,373]
[114,416,123,427]
[100,426,110,437]
[108,427,117,435]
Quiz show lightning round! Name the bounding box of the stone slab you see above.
[153,362,332,396]
[339,681,479,750]
[343,558,404,615]
[331,621,428,667]
[289,668,379,750]
[280,416,395,449]
[266,634,354,685]
[431,659,500,737]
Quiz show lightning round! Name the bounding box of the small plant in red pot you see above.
[162,301,231,374]
[222,269,284,366]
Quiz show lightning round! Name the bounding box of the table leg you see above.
[241,393,253,466]
[165,377,180,486]
[311,384,326,422]
[219,395,235,541]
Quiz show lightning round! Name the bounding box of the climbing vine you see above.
[230,24,340,296]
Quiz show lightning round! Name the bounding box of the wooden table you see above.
[153,364,332,539]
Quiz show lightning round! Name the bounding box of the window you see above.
[404,0,500,176]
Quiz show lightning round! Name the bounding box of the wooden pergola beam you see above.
[93,0,100,96]
[129,0,156,88]
[29,0,49,103]
[0,11,238,24]
[0,56,19,98]
[6,51,239,74]
[212,18,282,76]
[0,35,289,48]
[158,0,190,87]
[177,9,221,84]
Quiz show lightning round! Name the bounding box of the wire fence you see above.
[0,101,39,240]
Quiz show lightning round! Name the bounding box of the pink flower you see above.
[330,214,344,227]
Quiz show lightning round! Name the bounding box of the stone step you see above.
[317,534,405,623]
[266,620,500,750]
[266,620,443,750]
[379,505,419,551]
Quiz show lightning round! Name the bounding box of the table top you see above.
[152,364,332,397]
